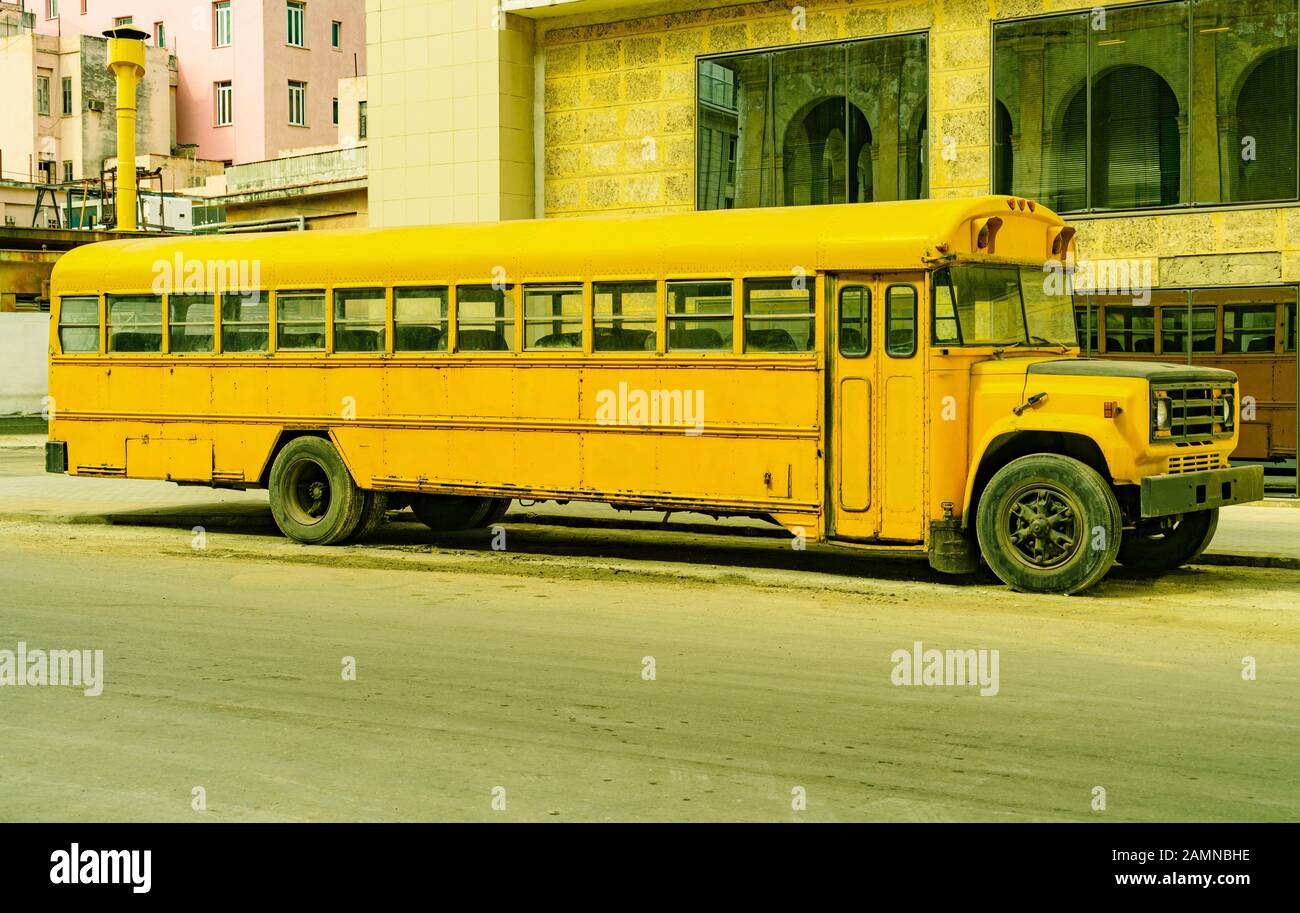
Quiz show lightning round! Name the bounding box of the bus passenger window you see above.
[885,285,917,358]
[276,290,326,352]
[1288,301,1297,353]
[1160,306,1215,356]
[594,282,656,351]
[334,288,386,353]
[1103,307,1154,353]
[221,292,270,354]
[1223,304,1277,354]
[456,285,514,352]
[394,287,448,352]
[666,280,731,351]
[743,278,813,352]
[107,294,163,353]
[58,296,100,353]
[838,286,869,356]
[169,294,215,354]
[524,285,582,350]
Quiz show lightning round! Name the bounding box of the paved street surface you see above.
[0,438,1297,821]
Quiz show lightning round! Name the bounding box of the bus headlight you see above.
[1154,397,1171,433]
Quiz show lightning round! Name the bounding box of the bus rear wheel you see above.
[269,436,368,545]
[976,454,1121,595]
[1117,508,1218,574]
[411,494,505,531]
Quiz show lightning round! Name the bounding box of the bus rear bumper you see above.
[1139,465,1264,518]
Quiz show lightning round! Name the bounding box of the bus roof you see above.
[52,195,1070,293]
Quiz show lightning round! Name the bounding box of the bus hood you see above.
[1026,359,1238,384]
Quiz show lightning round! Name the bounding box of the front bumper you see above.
[1139,465,1264,518]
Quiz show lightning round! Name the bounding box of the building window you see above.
[994,0,1298,213]
[288,80,307,126]
[62,160,73,182]
[358,101,367,139]
[214,1,231,48]
[332,97,339,126]
[287,1,305,47]
[215,81,233,126]
[697,33,928,211]
[37,75,51,116]
[46,0,58,19]
[61,76,72,116]
[155,22,165,48]
[113,15,132,26]
[331,20,341,49]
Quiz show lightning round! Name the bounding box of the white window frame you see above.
[36,75,51,116]
[215,81,233,126]
[288,80,307,127]
[46,0,59,20]
[287,1,306,48]
[214,1,231,48]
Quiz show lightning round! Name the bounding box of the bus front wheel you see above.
[1116,508,1218,574]
[975,454,1121,595]
[269,436,369,545]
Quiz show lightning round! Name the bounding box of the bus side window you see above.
[457,285,514,352]
[394,287,449,352]
[838,286,869,356]
[743,278,814,352]
[221,292,270,354]
[169,294,215,354]
[593,281,656,351]
[58,296,100,353]
[666,280,732,351]
[524,285,583,350]
[334,288,387,353]
[107,294,164,353]
[885,285,917,358]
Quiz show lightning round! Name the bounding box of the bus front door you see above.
[829,273,926,543]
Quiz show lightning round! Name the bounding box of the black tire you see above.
[411,494,498,531]
[482,498,512,526]
[346,491,391,543]
[975,454,1121,595]
[268,436,367,545]
[1116,508,1218,574]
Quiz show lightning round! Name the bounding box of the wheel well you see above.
[966,431,1112,527]
[258,430,332,489]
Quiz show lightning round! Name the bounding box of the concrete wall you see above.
[367,0,535,226]
[0,313,49,414]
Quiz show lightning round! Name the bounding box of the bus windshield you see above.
[932,263,1077,348]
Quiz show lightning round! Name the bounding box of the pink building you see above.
[29,0,365,164]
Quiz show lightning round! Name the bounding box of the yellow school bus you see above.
[45,196,1264,594]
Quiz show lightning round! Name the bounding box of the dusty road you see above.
[0,512,1296,823]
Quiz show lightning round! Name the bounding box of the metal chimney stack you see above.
[103,26,150,232]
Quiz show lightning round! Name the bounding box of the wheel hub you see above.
[1005,486,1081,570]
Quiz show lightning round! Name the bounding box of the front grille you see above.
[1166,452,1225,474]
[1152,382,1234,443]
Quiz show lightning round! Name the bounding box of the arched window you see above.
[782,97,871,207]
[1236,47,1299,202]
[1068,65,1181,210]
